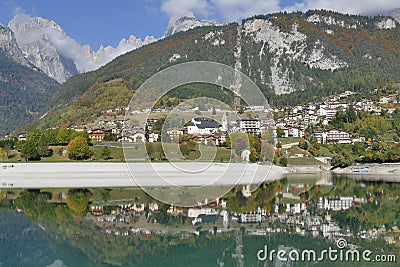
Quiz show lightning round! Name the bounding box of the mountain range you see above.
[0,13,216,135]
[6,12,217,83]
[1,9,400,135]
[35,10,400,130]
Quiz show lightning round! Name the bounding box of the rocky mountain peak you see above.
[8,13,79,83]
[0,24,31,67]
[7,13,158,81]
[162,12,221,38]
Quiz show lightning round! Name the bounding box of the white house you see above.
[132,133,146,142]
[166,128,185,141]
[238,118,260,135]
[314,128,351,144]
[148,132,159,143]
[187,118,220,135]
[284,126,304,138]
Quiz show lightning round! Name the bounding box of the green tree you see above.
[276,128,285,138]
[21,130,42,160]
[73,131,91,145]
[100,189,111,203]
[249,150,260,163]
[42,129,59,145]
[2,144,12,159]
[279,157,288,167]
[103,132,118,142]
[352,142,365,156]
[55,205,71,222]
[37,134,51,158]
[67,136,92,160]
[276,142,282,149]
[56,128,75,145]
[66,189,91,215]
[100,146,112,160]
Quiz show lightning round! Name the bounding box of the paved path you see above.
[0,162,288,188]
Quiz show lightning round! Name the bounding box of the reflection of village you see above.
[87,182,398,246]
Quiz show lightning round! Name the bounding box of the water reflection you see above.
[0,173,398,267]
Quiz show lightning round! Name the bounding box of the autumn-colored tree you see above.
[0,148,5,160]
[298,138,308,150]
[67,136,91,160]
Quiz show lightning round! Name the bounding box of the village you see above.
[8,86,398,165]
[3,88,400,251]
[14,87,396,149]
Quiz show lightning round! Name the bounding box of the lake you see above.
[0,173,398,266]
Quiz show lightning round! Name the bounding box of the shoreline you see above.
[0,162,288,188]
[332,163,400,175]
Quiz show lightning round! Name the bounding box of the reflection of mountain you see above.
[0,209,64,266]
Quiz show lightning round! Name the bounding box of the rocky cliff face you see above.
[241,16,348,95]
[5,12,217,83]
[0,23,31,67]
[8,14,79,83]
[376,18,397,29]
[80,35,157,72]
[8,13,158,82]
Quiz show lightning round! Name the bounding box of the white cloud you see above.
[161,0,211,19]
[210,0,281,21]
[160,0,399,23]
[282,0,400,15]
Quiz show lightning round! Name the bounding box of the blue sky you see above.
[0,0,399,49]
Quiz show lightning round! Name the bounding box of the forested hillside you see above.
[0,50,60,135]
[37,10,400,129]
